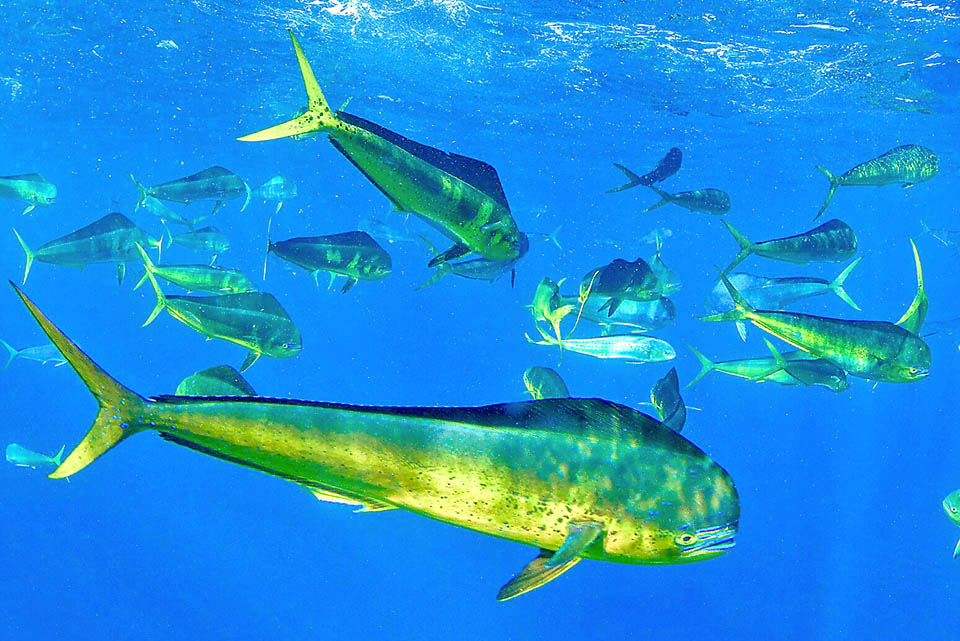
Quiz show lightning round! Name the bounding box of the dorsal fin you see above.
[896,239,927,333]
[337,112,510,210]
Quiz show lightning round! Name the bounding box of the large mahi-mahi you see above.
[10,282,738,602]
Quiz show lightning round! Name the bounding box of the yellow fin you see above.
[895,239,927,334]
[497,550,580,602]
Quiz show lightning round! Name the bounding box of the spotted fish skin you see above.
[815,144,938,218]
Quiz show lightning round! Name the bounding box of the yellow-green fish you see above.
[0,174,57,214]
[6,443,64,469]
[522,366,569,400]
[10,282,739,601]
[176,365,257,397]
[943,489,960,558]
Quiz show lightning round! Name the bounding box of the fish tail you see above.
[830,257,862,311]
[0,338,19,369]
[12,227,35,285]
[641,186,670,213]
[721,221,753,273]
[51,444,65,467]
[546,225,562,250]
[417,264,451,290]
[605,163,643,193]
[133,242,157,291]
[699,270,756,323]
[685,346,714,389]
[238,31,337,142]
[9,283,147,479]
[136,245,167,327]
[895,239,927,334]
[815,166,839,220]
[129,173,148,210]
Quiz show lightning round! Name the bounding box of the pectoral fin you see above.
[116,263,126,286]
[954,537,960,559]
[597,297,622,316]
[735,321,748,342]
[428,242,470,268]
[240,351,261,372]
[340,277,358,293]
[496,549,581,602]
[21,204,36,215]
[546,520,604,568]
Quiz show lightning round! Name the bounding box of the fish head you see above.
[671,521,739,561]
[881,336,931,383]
[532,278,562,318]
[943,490,960,527]
[263,328,302,358]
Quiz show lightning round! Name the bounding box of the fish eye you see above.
[953,506,959,514]
[675,532,698,546]
[908,367,919,376]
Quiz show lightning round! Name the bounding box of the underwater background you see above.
[1,1,958,638]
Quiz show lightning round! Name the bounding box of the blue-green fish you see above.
[267,230,392,293]
[605,148,682,193]
[134,244,256,294]
[13,213,163,285]
[131,166,251,215]
[6,443,65,469]
[816,144,938,219]
[418,235,528,289]
[944,489,960,558]
[643,187,730,215]
[173,226,231,260]
[559,294,676,334]
[686,342,849,392]
[650,368,686,433]
[176,365,257,397]
[1,339,66,369]
[253,175,297,214]
[722,219,858,274]
[522,367,569,400]
[9,283,739,601]
[138,195,206,230]
[0,174,57,214]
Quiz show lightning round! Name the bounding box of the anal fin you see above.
[306,486,396,513]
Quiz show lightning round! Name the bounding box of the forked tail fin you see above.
[685,346,715,389]
[237,31,337,142]
[130,174,148,210]
[830,257,862,311]
[896,239,927,334]
[641,186,671,213]
[12,228,35,285]
[136,245,168,327]
[699,270,756,323]
[0,338,19,369]
[134,243,158,291]
[9,283,146,479]
[815,166,839,220]
[605,163,643,194]
[721,221,754,273]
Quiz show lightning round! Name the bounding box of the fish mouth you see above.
[681,522,738,557]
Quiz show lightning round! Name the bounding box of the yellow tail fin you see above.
[10,282,146,479]
[237,31,336,142]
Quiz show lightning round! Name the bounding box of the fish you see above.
[238,32,526,265]
[418,234,528,290]
[139,196,206,230]
[5,443,65,469]
[267,228,392,293]
[919,219,960,251]
[700,242,930,384]
[706,259,862,340]
[176,365,257,397]
[816,144,938,219]
[134,244,256,294]
[253,175,297,214]
[526,324,676,364]
[9,282,739,601]
[686,342,849,392]
[639,228,673,245]
[580,257,663,315]
[0,174,57,214]
[722,219,858,274]
[650,368,686,433]
[131,166,251,215]
[557,294,676,334]
[605,148,682,193]
[643,187,730,215]
[530,277,577,346]
[522,367,569,400]
[943,489,960,558]
[0,339,66,369]
[172,226,231,260]
[647,234,681,296]
[139,267,302,372]
[357,217,420,245]
[12,213,163,285]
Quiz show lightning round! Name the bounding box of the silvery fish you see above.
[0,173,57,214]
[526,325,675,364]
[6,443,65,469]
[254,175,297,214]
[131,166,251,215]
[0,339,66,369]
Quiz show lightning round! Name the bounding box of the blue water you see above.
[1,2,958,638]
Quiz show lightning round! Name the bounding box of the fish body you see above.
[173,226,231,255]
[140,268,301,371]
[522,366,569,399]
[12,213,161,284]
[581,258,662,315]
[816,145,938,218]
[10,284,738,601]
[238,33,526,264]
[527,326,675,364]
[0,173,57,214]
[140,196,205,230]
[419,234,528,289]
[358,217,419,245]
[643,187,730,215]
[6,442,65,469]
[134,244,255,294]
[531,277,576,345]
[176,365,257,396]
[0,339,66,369]
[647,234,681,296]
[686,346,848,392]
[268,231,391,292]
[254,175,297,214]
[606,148,682,193]
[131,167,251,213]
[559,294,675,333]
[651,368,686,432]
[722,219,857,273]
[702,267,929,383]
[944,489,960,558]
[706,259,862,322]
